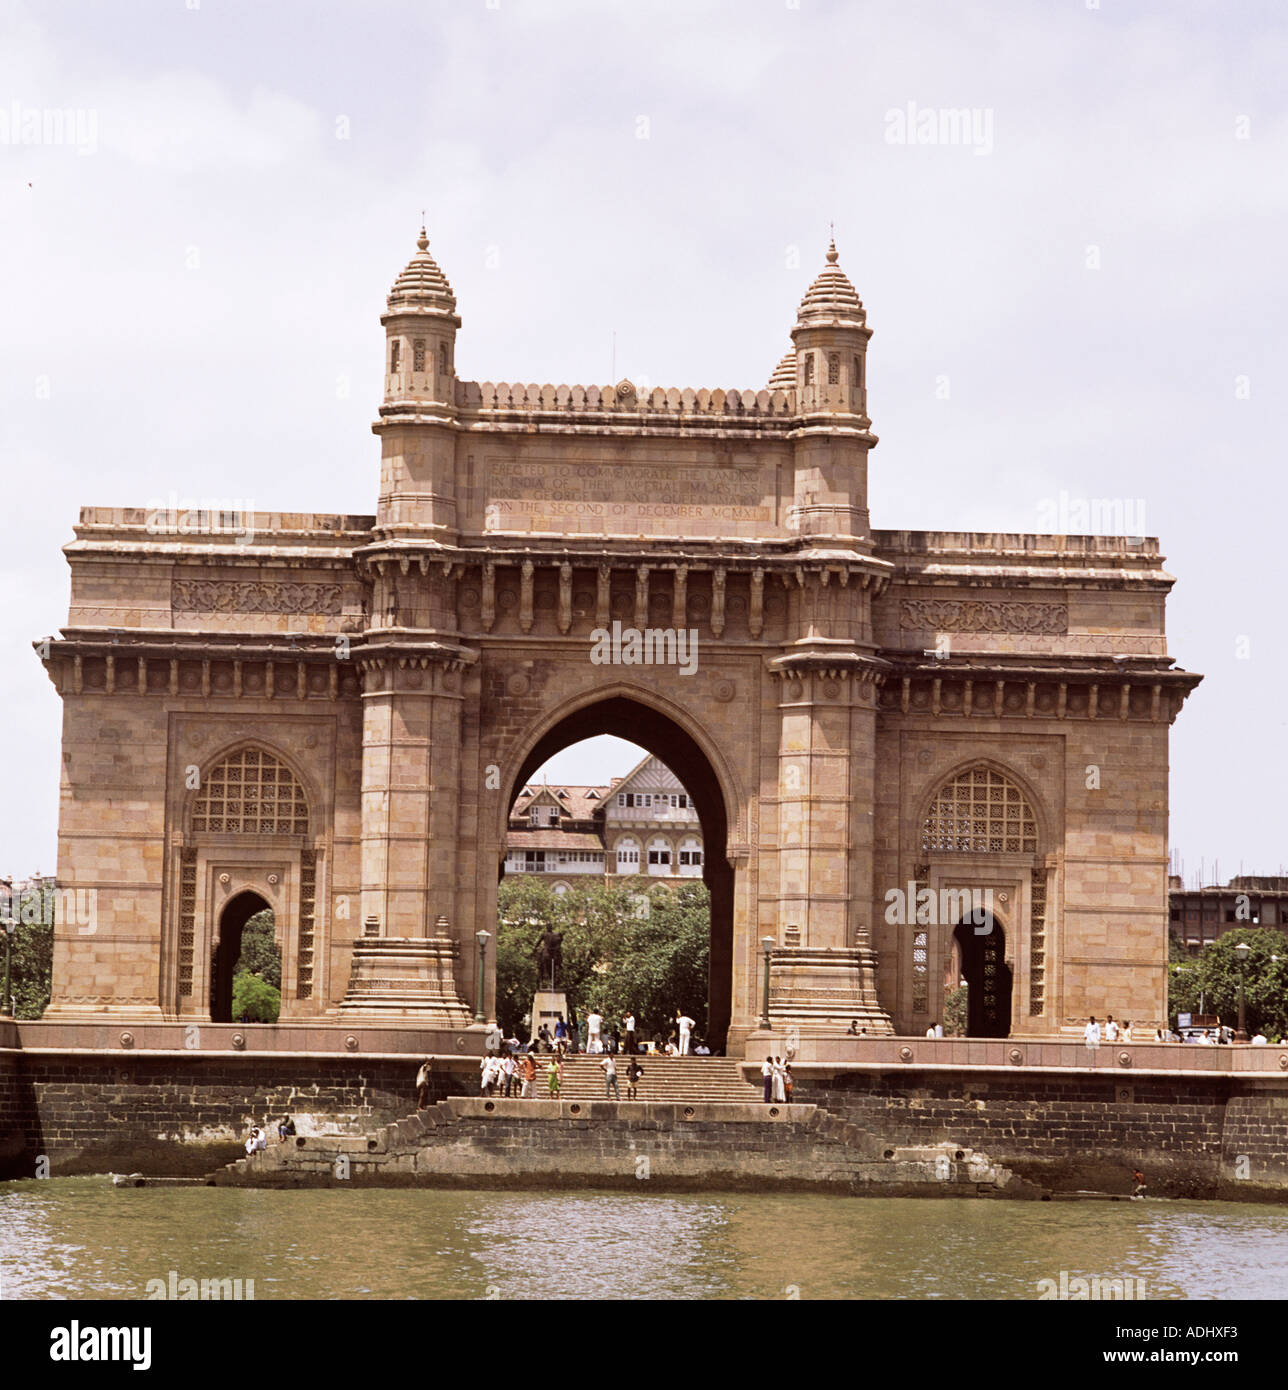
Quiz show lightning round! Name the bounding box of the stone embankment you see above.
[213,1096,1048,1198]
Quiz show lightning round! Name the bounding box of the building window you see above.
[390,341,400,373]
[921,766,1037,855]
[853,354,861,387]
[413,339,426,372]
[547,806,560,826]
[528,806,541,825]
[191,748,308,835]
[828,353,840,385]
[804,353,815,385]
[616,839,640,873]
[617,792,652,808]
[678,838,703,874]
[647,838,672,874]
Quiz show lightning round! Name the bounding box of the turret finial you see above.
[417,223,429,252]
[826,233,838,264]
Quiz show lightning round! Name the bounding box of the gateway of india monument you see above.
[36,227,1200,1055]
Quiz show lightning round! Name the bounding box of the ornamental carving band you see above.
[899,599,1067,634]
[172,579,344,616]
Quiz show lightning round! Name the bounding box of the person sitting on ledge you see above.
[847,1019,861,1036]
[277,1114,296,1143]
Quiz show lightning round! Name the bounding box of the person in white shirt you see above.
[925,1021,943,1039]
[761,1057,773,1103]
[1083,1017,1101,1063]
[676,1011,696,1056]
[771,1057,787,1104]
[622,1011,637,1054]
[586,1010,603,1049]
[1104,1015,1119,1042]
[1252,1032,1268,1046]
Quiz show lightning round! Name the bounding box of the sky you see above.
[1,0,1285,885]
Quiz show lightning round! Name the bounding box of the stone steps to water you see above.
[468,1055,762,1103]
[213,1096,1049,1200]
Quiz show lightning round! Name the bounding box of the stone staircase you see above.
[214,1097,1048,1199]
[476,1055,762,1103]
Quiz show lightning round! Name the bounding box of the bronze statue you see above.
[534,927,564,990]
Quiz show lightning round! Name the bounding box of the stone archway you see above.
[211,889,272,1023]
[952,911,1012,1038]
[505,695,735,1049]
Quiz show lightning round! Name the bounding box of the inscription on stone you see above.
[487,458,773,526]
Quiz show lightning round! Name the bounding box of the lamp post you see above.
[1234,940,1250,1042]
[759,935,775,1030]
[475,929,491,1024]
[0,915,15,1018]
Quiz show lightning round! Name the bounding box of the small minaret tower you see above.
[381,225,460,414]
[790,237,872,424]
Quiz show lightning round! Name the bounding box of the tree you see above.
[495,876,711,1042]
[4,889,55,1019]
[231,970,281,1022]
[943,984,968,1036]
[1168,927,1288,1039]
[236,909,281,988]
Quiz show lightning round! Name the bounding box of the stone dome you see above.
[796,239,866,327]
[387,226,457,313]
[768,351,796,390]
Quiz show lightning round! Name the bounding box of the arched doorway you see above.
[506,696,734,1048]
[952,912,1012,1037]
[211,890,272,1023]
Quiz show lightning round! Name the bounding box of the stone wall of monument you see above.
[0,1051,470,1178]
[802,1070,1288,1200]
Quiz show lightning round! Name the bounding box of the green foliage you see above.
[231,969,281,1022]
[235,909,281,989]
[3,889,55,1019]
[496,876,710,1042]
[943,984,968,1036]
[1168,927,1288,1038]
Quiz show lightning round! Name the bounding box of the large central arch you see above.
[504,694,736,1049]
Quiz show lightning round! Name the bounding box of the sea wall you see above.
[0,1050,471,1178]
[797,1068,1288,1201]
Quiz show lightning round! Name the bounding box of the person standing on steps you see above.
[415,1056,433,1110]
[676,1010,695,1056]
[761,1056,773,1103]
[784,1064,794,1105]
[626,1058,644,1099]
[1104,1015,1119,1042]
[771,1056,787,1104]
[623,1010,637,1054]
[586,1007,603,1053]
[600,1052,620,1099]
[546,1054,562,1099]
[1084,1016,1101,1065]
[520,1051,537,1099]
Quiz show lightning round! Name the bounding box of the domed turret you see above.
[789,238,871,420]
[381,225,460,413]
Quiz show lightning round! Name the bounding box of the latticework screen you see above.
[922,768,1037,854]
[192,748,308,835]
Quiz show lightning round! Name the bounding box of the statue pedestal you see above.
[531,990,569,1044]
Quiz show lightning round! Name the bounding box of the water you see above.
[3,1179,1287,1300]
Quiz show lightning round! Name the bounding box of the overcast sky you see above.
[2,0,1284,885]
